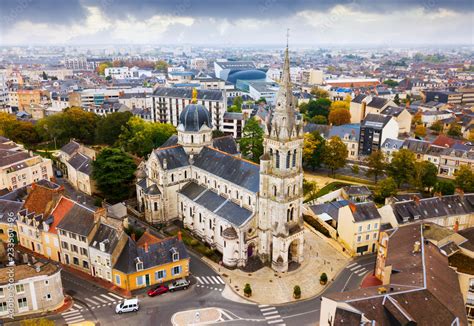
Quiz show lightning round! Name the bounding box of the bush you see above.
[320,273,328,284]
[303,214,330,237]
[93,197,103,207]
[351,164,360,174]
[244,283,252,297]
[293,285,301,299]
[190,239,199,246]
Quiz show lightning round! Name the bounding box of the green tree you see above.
[387,149,416,188]
[239,117,264,163]
[323,136,348,176]
[302,131,326,170]
[383,79,399,87]
[118,117,176,157]
[328,107,351,126]
[454,165,474,193]
[433,180,455,195]
[311,115,328,125]
[447,122,462,137]
[374,177,398,203]
[227,105,242,113]
[365,150,387,184]
[5,120,40,147]
[95,111,133,145]
[92,148,137,203]
[393,94,400,106]
[256,97,267,104]
[303,179,319,203]
[412,161,438,191]
[306,98,332,119]
[310,87,329,99]
[154,60,168,72]
[212,130,226,139]
[430,120,443,133]
[232,96,243,110]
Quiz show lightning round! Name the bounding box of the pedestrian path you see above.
[195,275,225,292]
[346,262,370,277]
[258,305,285,325]
[77,292,125,310]
[61,308,85,325]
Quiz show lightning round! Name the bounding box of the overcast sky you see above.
[0,0,473,46]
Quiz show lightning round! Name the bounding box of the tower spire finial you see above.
[286,28,290,48]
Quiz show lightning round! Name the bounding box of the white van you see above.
[115,298,139,314]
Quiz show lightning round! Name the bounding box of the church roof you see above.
[211,136,239,155]
[193,147,259,193]
[179,104,212,132]
[154,145,189,170]
[179,181,253,227]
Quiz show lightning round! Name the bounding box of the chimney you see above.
[144,242,149,253]
[413,195,420,205]
[377,287,387,294]
[456,188,464,199]
[177,231,182,241]
[349,202,357,214]
[413,241,421,253]
[131,232,136,242]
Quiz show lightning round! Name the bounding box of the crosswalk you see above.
[76,292,124,311]
[346,262,369,277]
[258,305,285,325]
[61,308,85,325]
[195,275,226,292]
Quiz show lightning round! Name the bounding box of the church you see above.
[136,47,305,272]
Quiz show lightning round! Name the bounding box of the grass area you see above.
[166,228,222,263]
[303,214,331,238]
[333,174,376,187]
[316,182,351,197]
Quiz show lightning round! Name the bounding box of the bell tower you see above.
[257,43,305,273]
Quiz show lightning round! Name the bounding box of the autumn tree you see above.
[387,149,416,188]
[430,120,443,133]
[310,87,329,99]
[454,165,474,193]
[365,150,387,184]
[239,117,264,163]
[303,179,319,203]
[154,60,169,72]
[447,122,462,137]
[374,177,398,203]
[414,124,427,138]
[302,131,326,170]
[323,136,348,176]
[412,161,438,191]
[328,107,351,126]
[97,62,112,75]
[413,111,422,125]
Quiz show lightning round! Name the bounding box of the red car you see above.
[147,285,168,297]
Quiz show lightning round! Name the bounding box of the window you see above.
[83,260,89,269]
[115,274,121,285]
[366,234,370,241]
[44,280,49,285]
[136,261,143,271]
[61,241,69,250]
[44,236,49,244]
[373,233,378,239]
[73,257,79,265]
[199,213,202,223]
[45,293,52,301]
[358,226,362,233]
[53,238,59,247]
[292,149,297,167]
[0,302,6,313]
[16,284,24,293]
[286,150,291,168]
[0,288,3,297]
[136,275,144,286]
[357,235,361,242]
[275,150,280,168]
[70,232,77,240]
[172,266,181,275]
[79,236,87,243]
[209,219,212,229]
[80,247,87,256]
[46,247,52,257]
[71,244,78,253]
[154,202,158,211]
[172,252,179,262]
[155,270,166,280]
[367,224,371,231]
[272,185,277,197]
[17,297,27,309]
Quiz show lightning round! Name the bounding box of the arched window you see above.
[276,150,280,168]
[287,208,291,222]
[292,149,297,167]
[272,185,277,196]
[291,207,294,221]
[199,213,202,223]
[171,174,174,182]
[293,184,296,195]
[191,135,194,143]
[220,226,223,235]
[248,196,251,205]
[236,190,239,199]
[184,170,187,178]
[209,219,212,229]
[189,207,192,216]
[180,202,184,212]
[286,150,291,169]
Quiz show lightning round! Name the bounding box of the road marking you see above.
[341,273,353,292]
[220,310,234,320]
[216,276,225,284]
[73,304,83,310]
[346,262,357,268]
[107,292,124,300]
[62,310,79,316]
[263,310,279,316]
[196,276,203,284]
[259,304,269,308]
[201,277,210,284]
[100,294,116,302]
[210,276,220,284]
[350,265,361,271]
[261,307,276,312]
[85,297,100,305]
[92,295,108,303]
[64,316,85,323]
[358,269,368,277]
[267,320,284,325]
[265,315,281,320]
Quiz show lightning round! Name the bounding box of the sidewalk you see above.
[204,227,349,305]
[4,295,72,324]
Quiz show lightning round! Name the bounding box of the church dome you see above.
[179,104,212,132]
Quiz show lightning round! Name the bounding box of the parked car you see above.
[115,298,139,314]
[147,285,168,297]
[168,278,190,292]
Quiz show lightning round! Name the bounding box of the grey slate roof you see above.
[343,185,371,197]
[179,181,253,227]
[367,97,388,109]
[309,200,349,221]
[159,135,178,148]
[382,138,404,149]
[402,139,431,154]
[90,223,120,254]
[154,145,189,170]
[352,94,367,104]
[114,236,189,274]
[193,147,259,193]
[0,199,23,223]
[68,153,92,175]
[144,184,161,195]
[212,136,239,155]
[381,106,404,117]
[179,104,212,132]
[361,114,392,129]
[153,87,223,101]
[328,124,360,142]
[303,124,331,138]
[352,202,381,222]
[57,203,96,236]
[60,141,80,156]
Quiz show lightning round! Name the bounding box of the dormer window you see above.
[170,247,179,262]
[135,258,143,271]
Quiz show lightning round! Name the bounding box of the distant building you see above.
[190,58,208,71]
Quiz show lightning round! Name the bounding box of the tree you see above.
[0,112,16,136]
[310,87,329,99]
[393,94,400,106]
[414,125,427,138]
[330,100,349,111]
[154,60,168,72]
[374,177,398,203]
[256,97,267,104]
[92,148,137,203]
[365,150,387,184]
[212,130,225,139]
[239,117,263,163]
[387,149,416,188]
[323,136,348,176]
[328,107,351,126]
[447,122,462,137]
[430,120,443,133]
[311,115,328,125]
[306,98,332,119]
[413,111,422,125]
[232,96,243,110]
[412,161,438,191]
[95,111,133,145]
[302,132,326,170]
[97,62,112,75]
[5,120,40,147]
[303,179,319,203]
[118,117,176,157]
[227,105,242,113]
[383,79,399,87]
[454,165,474,193]
[433,180,455,195]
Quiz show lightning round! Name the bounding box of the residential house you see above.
[380,105,412,134]
[328,124,360,160]
[439,148,474,178]
[349,95,395,124]
[358,114,399,156]
[341,186,372,202]
[381,138,404,162]
[112,234,189,292]
[58,141,96,195]
[0,199,22,242]
[421,110,453,127]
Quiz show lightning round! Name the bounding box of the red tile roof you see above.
[49,196,74,234]
[432,134,463,148]
[23,183,63,217]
